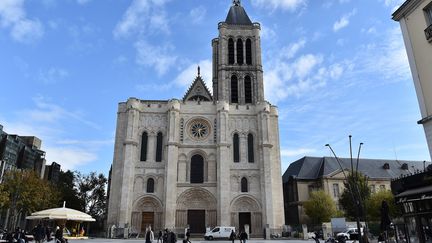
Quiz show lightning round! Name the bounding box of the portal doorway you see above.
[141,212,154,232]
[188,210,206,233]
[239,212,251,234]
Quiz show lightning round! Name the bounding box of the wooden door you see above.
[187,210,206,233]
[142,212,155,232]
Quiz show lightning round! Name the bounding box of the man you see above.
[145,226,154,243]
[55,225,66,243]
[229,230,236,243]
[34,224,45,243]
[157,230,163,243]
[185,229,191,243]
[239,230,247,243]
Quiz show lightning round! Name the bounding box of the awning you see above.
[395,185,432,202]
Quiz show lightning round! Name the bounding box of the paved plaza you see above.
[67,239,320,243]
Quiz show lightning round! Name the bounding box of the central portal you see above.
[239,212,251,234]
[188,210,206,233]
[141,212,154,232]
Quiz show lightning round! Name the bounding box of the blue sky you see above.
[0,0,429,176]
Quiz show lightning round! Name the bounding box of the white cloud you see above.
[113,0,170,38]
[135,40,177,76]
[333,9,356,32]
[280,38,306,59]
[252,0,307,11]
[44,146,98,170]
[0,0,44,43]
[189,6,206,24]
[38,67,69,84]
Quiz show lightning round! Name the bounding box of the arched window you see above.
[231,75,238,103]
[140,132,148,161]
[233,133,240,163]
[248,133,254,163]
[237,39,244,65]
[241,177,248,192]
[190,154,204,183]
[245,76,252,104]
[146,178,155,193]
[156,132,163,162]
[228,38,235,64]
[246,39,252,65]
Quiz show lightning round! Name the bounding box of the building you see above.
[392,0,432,160]
[391,166,432,243]
[282,156,429,225]
[44,161,61,184]
[107,0,285,237]
[0,124,46,180]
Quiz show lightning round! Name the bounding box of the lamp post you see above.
[325,136,365,243]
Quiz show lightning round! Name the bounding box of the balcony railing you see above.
[425,24,432,42]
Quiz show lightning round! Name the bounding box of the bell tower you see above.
[212,0,264,104]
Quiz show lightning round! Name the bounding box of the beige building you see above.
[107,0,285,238]
[282,156,428,225]
[392,0,432,160]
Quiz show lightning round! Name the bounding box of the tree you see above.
[0,183,9,208]
[57,170,82,211]
[366,190,401,221]
[75,172,107,230]
[1,170,59,230]
[304,190,339,224]
[339,172,371,221]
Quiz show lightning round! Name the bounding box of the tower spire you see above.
[233,0,240,6]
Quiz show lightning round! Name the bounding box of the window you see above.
[190,154,204,183]
[155,132,163,162]
[231,75,238,103]
[246,39,252,65]
[233,134,240,163]
[333,183,340,198]
[228,38,235,64]
[370,185,376,194]
[244,76,252,104]
[146,178,154,193]
[140,132,148,161]
[237,39,244,65]
[380,185,386,191]
[241,177,248,192]
[247,133,254,163]
[212,228,220,233]
[425,4,432,25]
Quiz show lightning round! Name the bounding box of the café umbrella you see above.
[26,202,95,222]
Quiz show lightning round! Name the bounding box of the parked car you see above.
[336,228,363,240]
[204,226,235,240]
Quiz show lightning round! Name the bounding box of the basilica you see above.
[107,0,285,237]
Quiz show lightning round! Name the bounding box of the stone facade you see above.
[107,1,285,238]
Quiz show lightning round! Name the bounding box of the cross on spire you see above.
[233,0,241,6]
[197,66,201,76]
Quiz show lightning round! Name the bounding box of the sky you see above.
[0,0,429,176]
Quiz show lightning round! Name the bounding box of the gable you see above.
[183,75,213,102]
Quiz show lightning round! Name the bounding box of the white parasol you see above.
[26,202,96,222]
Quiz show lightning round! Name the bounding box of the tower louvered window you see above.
[146,178,154,193]
[245,75,252,104]
[237,39,244,65]
[140,132,148,161]
[231,75,238,103]
[228,38,235,64]
[246,39,252,65]
[156,132,163,162]
[248,133,254,163]
[241,177,248,192]
[233,133,240,163]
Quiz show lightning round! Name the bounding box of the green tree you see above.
[1,170,59,230]
[366,190,401,221]
[304,190,339,224]
[57,170,82,211]
[0,183,9,208]
[339,172,370,221]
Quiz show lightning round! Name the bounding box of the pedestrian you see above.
[239,230,247,243]
[229,230,236,243]
[185,229,191,243]
[14,227,24,243]
[34,223,45,243]
[169,230,177,243]
[145,226,154,243]
[45,225,52,242]
[163,229,168,243]
[157,230,163,243]
[55,225,66,243]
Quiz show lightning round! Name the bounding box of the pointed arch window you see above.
[246,39,252,65]
[231,75,238,103]
[146,178,155,193]
[233,133,240,163]
[237,39,244,65]
[241,177,248,192]
[156,132,163,162]
[245,75,252,104]
[228,38,235,64]
[140,132,148,161]
[190,154,204,183]
[248,133,254,163]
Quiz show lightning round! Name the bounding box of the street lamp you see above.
[325,136,365,243]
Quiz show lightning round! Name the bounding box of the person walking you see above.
[185,229,191,243]
[157,230,163,243]
[229,230,236,243]
[239,230,248,243]
[169,230,177,243]
[145,226,154,243]
[55,225,66,243]
[34,223,45,243]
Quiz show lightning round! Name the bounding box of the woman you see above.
[145,226,154,243]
